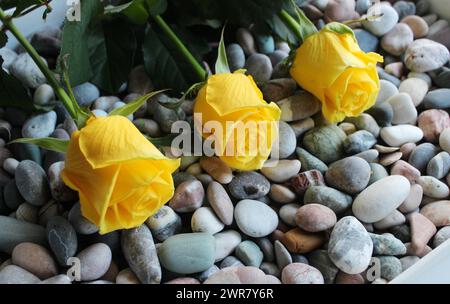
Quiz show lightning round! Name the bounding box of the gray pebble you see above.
[46,216,77,266]
[379,256,402,281]
[220,256,244,269]
[308,250,339,284]
[296,147,328,174]
[427,151,450,179]
[0,215,46,254]
[325,157,371,194]
[76,243,112,282]
[145,206,181,242]
[368,163,389,185]
[370,233,406,256]
[344,130,377,154]
[72,83,100,107]
[226,44,246,71]
[244,53,272,83]
[68,202,99,235]
[408,143,438,172]
[4,179,24,210]
[235,240,264,267]
[433,226,450,248]
[256,237,275,263]
[22,111,57,138]
[303,125,346,164]
[271,121,296,159]
[9,53,47,89]
[229,172,270,200]
[304,186,352,214]
[274,240,292,271]
[15,160,50,206]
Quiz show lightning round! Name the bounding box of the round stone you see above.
[207,181,233,226]
[76,243,112,282]
[269,184,296,204]
[295,204,337,232]
[214,230,242,262]
[370,233,406,256]
[48,161,77,203]
[325,157,371,194]
[401,15,429,38]
[379,256,402,281]
[391,159,421,183]
[46,216,77,266]
[374,210,406,230]
[15,160,50,206]
[68,202,99,235]
[260,159,301,183]
[72,82,100,107]
[410,213,437,252]
[9,53,46,89]
[145,205,181,242]
[404,39,450,73]
[328,216,373,274]
[366,102,394,127]
[399,78,429,106]
[277,92,321,122]
[417,176,449,199]
[229,172,270,200]
[343,130,377,154]
[394,0,416,20]
[272,121,296,159]
[368,163,389,185]
[281,263,324,284]
[352,175,411,223]
[419,200,449,227]
[235,240,263,267]
[418,109,450,143]
[279,203,300,227]
[423,89,450,110]
[121,224,161,284]
[440,128,450,153]
[376,80,399,104]
[33,84,55,106]
[244,53,272,83]
[191,207,224,234]
[260,78,297,102]
[199,157,233,184]
[354,29,379,53]
[296,147,328,174]
[0,265,40,284]
[433,226,450,248]
[158,233,215,274]
[399,184,423,213]
[169,180,204,212]
[408,143,438,172]
[274,240,292,271]
[380,125,423,146]
[362,3,399,36]
[236,28,256,55]
[234,199,278,237]
[304,186,352,214]
[427,152,450,179]
[12,242,58,279]
[281,228,326,254]
[226,43,245,71]
[302,125,346,164]
[387,93,417,125]
[346,113,380,137]
[381,23,414,56]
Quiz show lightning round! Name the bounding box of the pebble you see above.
[274,240,292,271]
[374,210,406,230]
[272,121,296,159]
[229,172,270,200]
[408,143,438,172]
[234,199,278,237]
[399,184,423,213]
[391,160,421,183]
[404,39,450,72]
[302,125,346,164]
[169,180,204,212]
[420,200,450,227]
[158,233,215,274]
[244,53,272,83]
[352,176,411,223]
[68,202,99,235]
[15,160,50,206]
[269,184,296,204]
[433,226,450,248]
[376,80,399,104]
[133,119,160,137]
[46,216,77,266]
[72,83,100,107]
[277,92,321,122]
[3,158,19,175]
[261,160,301,183]
[214,230,242,262]
[417,175,449,198]
[431,67,450,89]
[281,228,325,254]
[145,205,181,242]
[256,237,275,263]
[279,203,300,227]
[204,266,270,284]
[236,28,256,56]
[380,152,403,167]
[121,225,161,284]
[206,182,233,226]
[325,157,371,194]
[295,148,328,174]
[304,186,352,214]
[388,93,417,125]
[335,272,365,284]
[355,0,370,14]
[410,213,437,252]
[255,34,275,54]
[295,204,336,232]
[384,62,404,79]
[76,243,112,282]
[308,250,339,284]
[324,0,357,23]
[0,215,47,254]
[0,265,40,284]
[418,109,450,142]
[406,242,432,257]
[398,78,429,106]
[290,169,325,195]
[380,256,402,281]
[220,256,244,269]
[200,157,233,184]
[401,15,429,38]
[368,163,389,185]
[39,274,72,284]
[48,161,77,203]
[281,263,324,284]
[366,103,394,127]
[191,207,224,234]
[424,89,450,110]
[226,43,245,71]
[12,242,57,279]
[0,48,17,70]
[362,3,399,36]
[427,152,450,179]
[380,125,423,146]
[343,130,377,154]
[235,240,263,267]
[355,149,379,163]
[381,23,414,56]
[269,50,288,67]
[22,111,57,139]
[370,233,406,256]
[440,128,450,153]
[260,262,280,277]
[33,84,55,106]
[354,29,379,53]
[9,53,47,89]
[15,203,38,223]
[400,256,420,271]
[346,114,380,138]
[116,268,140,284]
[390,224,411,243]
[394,1,416,20]
[328,216,373,275]
[260,78,297,102]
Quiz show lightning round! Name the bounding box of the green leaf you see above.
[292,2,318,40]
[215,27,230,74]
[9,137,69,153]
[0,58,34,112]
[266,14,299,46]
[105,0,167,24]
[59,0,137,93]
[323,22,356,40]
[159,81,204,110]
[143,25,204,92]
[109,89,166,117]
[144,0,167,16]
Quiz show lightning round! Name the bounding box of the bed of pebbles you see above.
[0,0,449,284]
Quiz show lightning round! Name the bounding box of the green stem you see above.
[0,8,77,119]
[279,9,303,42]
[152,14,206,81]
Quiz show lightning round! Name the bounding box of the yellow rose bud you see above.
[290,23,384,123]
[194,72,281,171]
[61,115,180,234]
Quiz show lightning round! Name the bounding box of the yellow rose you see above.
[290,22,383,123]
[61,115,180,234]
[194,72,281,171]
